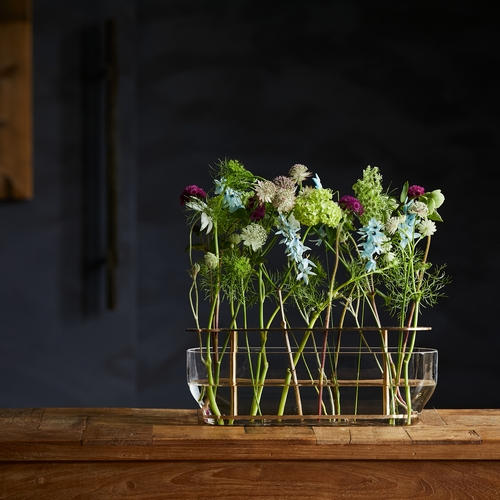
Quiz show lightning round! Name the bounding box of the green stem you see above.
[403,302,420,424]
[277,312,321,416]
[203,331,223,424]
[317,222,342,416]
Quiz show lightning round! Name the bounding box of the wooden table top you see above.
[1,408,500,462]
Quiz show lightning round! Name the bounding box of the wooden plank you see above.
[132,408,200,425]
[473,427,500,444]
[405,426,482,445]
[0,409,84,444]
[3,440,500,462]
[437,409,500,427]
[243,426,316,442]
[82,421,153,446]
[2,409,500,463]
[152,424,245,443]
[312,427,351,445]
[0,428,83,445]
[349,426,411,445]
[0,19,32,199]
[0,408,44,425]
[419,408,447,426]
[1,460,500,500]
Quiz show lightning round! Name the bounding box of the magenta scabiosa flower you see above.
[180,185,207,205]
[247,195,266,221]
[408,185,425,198]
[339,195,364,216]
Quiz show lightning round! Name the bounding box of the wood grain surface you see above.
[1,408,500,499]
[0,0,32,200]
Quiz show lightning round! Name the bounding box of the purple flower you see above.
[339,195,364,216]
[247,195,266,221]
[250,205,266,221]
[408,185,425,198]
[180,185,207,205]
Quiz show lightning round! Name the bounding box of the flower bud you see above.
[189,262,201,278]
[228,234,242,246]
[204,252,219,270]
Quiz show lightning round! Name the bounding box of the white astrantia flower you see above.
[409,200,429,218]
[289,164,312,184]
[417,219,437,237]
[383,251,396,263]
[272,188,296,213]
[241,223,268,252]
[204,252,219,270]
[254,179,276,204]
[385,215,405,235]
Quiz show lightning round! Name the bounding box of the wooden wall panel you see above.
[0,0,32,199]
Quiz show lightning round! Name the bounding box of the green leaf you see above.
[428,189,445,209]
[400,182,409,203]
[185,243,205,253]
[428,210,443,222]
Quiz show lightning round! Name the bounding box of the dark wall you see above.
[0,0,138,406]
[1,0,498,410]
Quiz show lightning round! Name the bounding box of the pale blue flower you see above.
[365,258,377,272]
[214,177,244,212]
[398,223,411,248]
[223,187,244,212]
[275,214,299,241]
[358,218,385,271]
[402,201,417,228]
[360,245,378,260]
[214,177,226,195]
[310,226,327,246]
[358,218,384,241]
[312,173,323,189]
[276,214,315,283]
[397,222,420,249]
[297,258,317,284]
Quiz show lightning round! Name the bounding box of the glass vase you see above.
[187,345,437,426]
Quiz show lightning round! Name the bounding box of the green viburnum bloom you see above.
[293,187,343,228]
[352,165,390,224]
[215,158,255,191]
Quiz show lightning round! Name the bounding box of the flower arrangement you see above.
[181,159,449,425]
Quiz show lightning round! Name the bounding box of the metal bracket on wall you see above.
[105,18,119,310]
[82,18,119,312]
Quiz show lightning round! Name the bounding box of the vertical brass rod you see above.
[105,18,118,310]
[230,330,238,417]
[382,329,390,415]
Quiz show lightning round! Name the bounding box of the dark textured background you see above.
[0,0,498,410]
